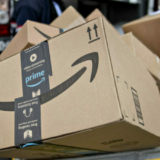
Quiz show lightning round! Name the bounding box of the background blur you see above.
[0,0,159,53]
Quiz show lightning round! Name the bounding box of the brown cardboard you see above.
[50,6,86,30]
[123,14,160,57]
[121,32,160,82]
[0,147,79,159]
[0,20,60,61]
[86,9,106,21]
[86,9,120,35]
[0,17,160,159]
[0,144,101,159]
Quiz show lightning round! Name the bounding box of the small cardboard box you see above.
[50,6,86,31]
[0,17,160,159]
[0,20,60,61]
[121,32,160,83]
[123,14,160,57]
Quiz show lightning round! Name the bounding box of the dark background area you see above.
[63,0,156,33]
[0,0,158,53]
[77,0,149,23]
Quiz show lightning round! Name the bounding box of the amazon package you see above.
[121,32,160,88]
[0,17,160,159]
[50,6,86,31]
[123,14,160,58]
[0,20,60,61]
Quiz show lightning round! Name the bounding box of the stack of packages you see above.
[0,6,160,159]
[123,14,160,90]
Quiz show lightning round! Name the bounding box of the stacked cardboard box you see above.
[0,21,60,61]
[0,17,160,159]
[50,6,86,31]
[121,33,160,85]
[123,14,160,91]
[86,9,160,89]
[123,14,160,58]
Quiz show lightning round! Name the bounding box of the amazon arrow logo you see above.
[34,27,51,39]
[0,52,99,111]
[41,52,99,104]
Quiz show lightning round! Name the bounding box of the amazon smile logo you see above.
[25,70,45,88]
[0,52,99,111]
[34,27,51,39]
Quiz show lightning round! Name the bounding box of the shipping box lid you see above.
[121,32,160,81]
[0,17,160,158]
[0,20,60,61]
[123,14,160,57]
[50,6,86,30]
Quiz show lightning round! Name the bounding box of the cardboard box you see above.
[86,8,120,35]
[86,8,106,21]
[121,32,160,82]
[0,20,60,61]
[50,6,86,31]
[0,17,160,159]
[123,14,160,57]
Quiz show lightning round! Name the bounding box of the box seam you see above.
[101,17,124,120]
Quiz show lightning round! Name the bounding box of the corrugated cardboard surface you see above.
[50,6,86,30]
[0,20,60,61]
[0,17,160,158]
[46,121,160,152]
[42,18,122,141]
[121,33,160,81]
[0,18,122,150]
[123,14,160,57]
[102,18,160,135]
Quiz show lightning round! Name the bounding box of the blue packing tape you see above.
[21,143,39,148]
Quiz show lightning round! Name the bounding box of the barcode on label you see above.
[131,87,144,126]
